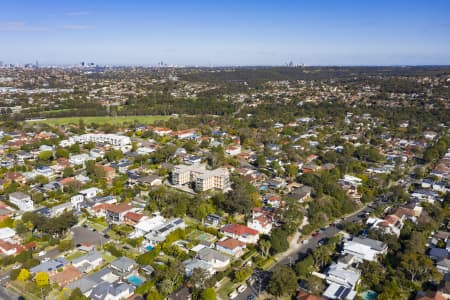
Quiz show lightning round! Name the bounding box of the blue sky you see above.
[1,0,450,65]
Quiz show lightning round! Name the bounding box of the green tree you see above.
[146,291,164,300]
[55,147,69,158]
[269,228,289,254]
[200,288,217,300]
[38,150,53,161]
[295,255,315,279]
[304,275,325,295]
[69,288,89,300]
[267,265,298,297]
[258,239,271,257]
[312,246,332,269]
[63,166,75,178]
[105,149,124,162]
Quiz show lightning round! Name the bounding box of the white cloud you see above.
[62,25,95,30]
[0,22,48,32]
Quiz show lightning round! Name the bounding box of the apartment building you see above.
[66,134,131,147]
[172,164,230,192]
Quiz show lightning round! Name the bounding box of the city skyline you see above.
[1,0,450,66]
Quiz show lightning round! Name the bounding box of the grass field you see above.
[26,115,171,126]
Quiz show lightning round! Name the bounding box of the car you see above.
[82,224,88,228]
[237,284,247,293]
[104,234,110,239]
[318,238,327,246]
[330,222,336,227]
[92,228,97,232]
[38,251,46,257]
[312,231,320,237]
[228,291,239,299]
[247,295,255,300]
[12,264,21,270]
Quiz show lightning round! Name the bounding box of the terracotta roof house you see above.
[216,238,246,257]
[50,265,83,287]
[220,224,259,244]
[297,290,326,300]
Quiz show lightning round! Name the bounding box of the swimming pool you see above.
[145,245,153,251]
[361,290,378,300]
[127,275,145,286]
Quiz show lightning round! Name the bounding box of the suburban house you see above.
[183,258,215,277]
[90,282,135,300]
[247,208,273,235]
[50,265,83,287]
[220,224,259,244]
[323,262,360,300]
[215,237,246,257]
[143,218,186,246]
[9,192,34,211]
[109,256,138,276]
[343,237,388,262]
[105,203,133,225]
[197,247,231,270]
[71,251,103,273]
[30,257,68,275]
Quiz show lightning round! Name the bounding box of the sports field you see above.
[26,115,171,126]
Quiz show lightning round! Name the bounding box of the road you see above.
[234,204,375,300]
[0,285,19,300]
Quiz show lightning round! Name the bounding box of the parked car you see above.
[312,231,320,237]
[229,291,239,299]
[237,284,247,293]
[318,238,327,246]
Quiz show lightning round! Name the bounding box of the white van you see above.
[237,284,247,293]
[229,291,239,299]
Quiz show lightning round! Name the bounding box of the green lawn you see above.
[27,115,171,126]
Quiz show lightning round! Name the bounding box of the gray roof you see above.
[90,282,134,300]
[89,267,116,284]
[72,251,102,264]
[198,247,229,263]
[353,236,387,252]
[67,277,97,294]
[30,257,68,273]
[9,191,30,200]
[110,256,137,271]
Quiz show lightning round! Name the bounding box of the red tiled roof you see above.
[220,224,258,236]
[216,238,245,250]
[106,203,132,214]
[124,211,144,222]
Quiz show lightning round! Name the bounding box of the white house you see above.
[323,262,360,300]
[79,187,102,200]
[69,154,92,166]
[197,247,230,270]
[9,192,34,211]
[343,237,387,262]
[183,259,215,277]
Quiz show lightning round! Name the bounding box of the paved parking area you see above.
[72,226,108,247]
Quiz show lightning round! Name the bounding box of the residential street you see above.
[234,204,375,300]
